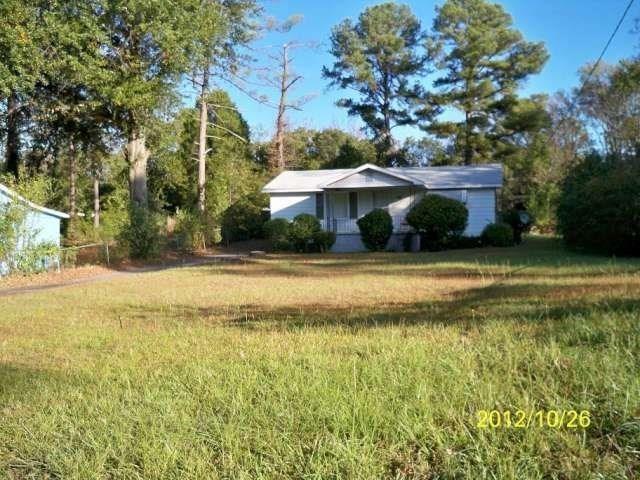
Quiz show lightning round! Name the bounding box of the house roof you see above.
[0,183,70,219]
[262,163,503,193]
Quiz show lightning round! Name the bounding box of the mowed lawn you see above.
[1,237,639,479]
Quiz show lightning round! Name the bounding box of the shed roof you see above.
[0,183,70,219]
[262,163,503,193]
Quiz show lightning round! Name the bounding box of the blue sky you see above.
[200,0,639,141]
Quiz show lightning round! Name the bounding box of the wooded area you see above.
[1,0,638,258]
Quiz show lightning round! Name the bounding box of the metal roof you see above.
[262,163,503,192]
[0,183,70,219]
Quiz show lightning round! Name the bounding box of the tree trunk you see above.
[93,174,100,229]
[464,109,472,165]
[6,91,20,178]
[197,67,210,213]
[126,131,150,208]
[273,44,289,172]
[69,141,77,218]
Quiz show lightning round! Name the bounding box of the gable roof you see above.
[0,183,70,219]
[262,164,503,193]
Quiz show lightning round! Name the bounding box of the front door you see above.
[330,192,349,219]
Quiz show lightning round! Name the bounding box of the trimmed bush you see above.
[357,209,393,251]
[448,235,482,250]
[313,230,336,253]
[288,214,321,252]
[558,155,640,256]
[264,218,291,251]
[481,223,515,247]
[406,194,468,250]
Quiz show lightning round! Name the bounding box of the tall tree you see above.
[323,3,431,165]
[99,0,195,209]
[427,0,548,164]
[577,60,640,159]
[0,0,47,178]
[190,0,259,213]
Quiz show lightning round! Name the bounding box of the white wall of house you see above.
[269,188,496,237]
[269,193,316,220]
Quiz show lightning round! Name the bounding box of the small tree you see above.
[288,214,321,252]
[406,194,468,250]
[357,209,393,251]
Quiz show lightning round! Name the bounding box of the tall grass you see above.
[1,237,638,479]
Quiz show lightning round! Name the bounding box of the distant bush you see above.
[288,214,321,252]
[221,193,268,243]
[264,218,291,251]
[406,194,468,251]
[502,209,533,244]
[448,235,483,250]
[357,209,393,251]
[120,206,162,259]
[557,155,640,256]
[312,230,336,253]
[481,223,515,247]
[174,209,219,251]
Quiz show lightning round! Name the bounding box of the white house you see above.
[262,163,503,252]
[0,183,69,274]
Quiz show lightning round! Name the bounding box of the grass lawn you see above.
[1,236,639,479]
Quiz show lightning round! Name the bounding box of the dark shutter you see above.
[315,193,324,219]
[349,192,358,219]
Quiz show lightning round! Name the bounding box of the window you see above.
[349,192,358,219]
[315,193,324,219]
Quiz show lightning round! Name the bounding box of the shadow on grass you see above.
[112,279,640,338]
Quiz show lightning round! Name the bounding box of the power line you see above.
[579,0,636,91]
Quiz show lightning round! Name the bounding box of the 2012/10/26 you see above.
[476,410,591,428]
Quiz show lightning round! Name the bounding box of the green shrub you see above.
[557,155,640,256]
[481,223,515,247]
[502,209,533,244]
[357,209,393,251]
[406,194,468,250]
[174,208,219,251]
[264,218,291,251]
[288,214,321,252]
[448,235,482,249]
[120,207,162,259]
[313,230,336,253]
[221,193,268,243]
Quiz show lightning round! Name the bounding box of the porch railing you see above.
[321,216,412,234]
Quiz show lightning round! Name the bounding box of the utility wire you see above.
[578,0,636,92]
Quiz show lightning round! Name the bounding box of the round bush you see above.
[312,230,336,253]
[481,223,515,247]
[288,214,321,252]
[264,218,291,251]
[357,209,393,251]
[557,155,640,256]
[221,193,268,243]
[406,194,468,250]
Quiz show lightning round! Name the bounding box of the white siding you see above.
[426,188,495,236]
[465,189,495,235]
[327,170,411,188]
[269,193,316,220]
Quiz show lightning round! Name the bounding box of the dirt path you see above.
[0,255,248,298]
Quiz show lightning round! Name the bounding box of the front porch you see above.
[319,187,418,235]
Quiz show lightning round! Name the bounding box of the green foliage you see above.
[174,208,218,251]
[312,230,337,253]
[263,218,291,252]
[323,3,430,164]
[557,155,640,256]
[502,209,533,244]
[427,0,549,164]
[481,223,515,247]
[284,128,376,170]
[406,194,468,250]
[288,214,321,253]
[221,193,267,243]
[120,206,162,260]
[357,209,393,251]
